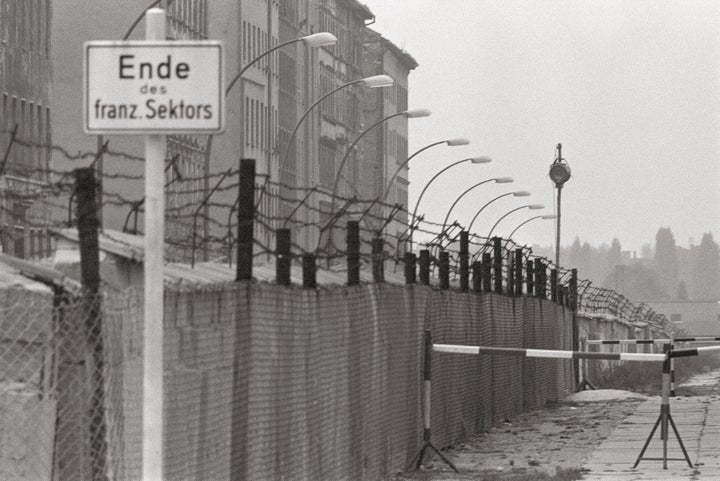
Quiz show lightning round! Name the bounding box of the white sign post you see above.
[84,9,224,481]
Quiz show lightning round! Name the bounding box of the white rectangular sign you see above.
[84,41,224,134]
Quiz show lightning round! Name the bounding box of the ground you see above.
[392,372,720,481]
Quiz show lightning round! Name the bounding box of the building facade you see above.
[0,0,54,260]
[49,0,417,262]
[361,28,417,252]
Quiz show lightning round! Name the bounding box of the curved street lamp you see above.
[200,31,337,259]
[383,137,471,202]
[466,188,528,234]
[486,204,545,240]
[279,74,395,176]
[440,177,515,236]
[330,108,431,206]
[205,31,337,174]
[508,214,556,240]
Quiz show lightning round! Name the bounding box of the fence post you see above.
[493,237,503,294]
[404,252,417,284]
[507,255,514,296]
[514,248,523,295]
[439,251,450,289]
[276,228,291,286]
[302,254,316,288]
[75,167,107,480]
[371,236,384,283]
[570,268,579,386]
[419,250,430,285]
[472,261,482,293]
[550,269,558,303]
[459,231,469,291]
[482,252,492,293]
[347,221,360,286]
[526,259,534,297]
[236,158,256,281]
[535,260,544,298]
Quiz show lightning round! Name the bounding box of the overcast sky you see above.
[362,0,719,255]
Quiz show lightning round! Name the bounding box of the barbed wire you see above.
[0,129,672,332]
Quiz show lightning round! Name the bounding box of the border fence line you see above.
[587,337,720,345]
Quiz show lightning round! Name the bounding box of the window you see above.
[319,140,336,187]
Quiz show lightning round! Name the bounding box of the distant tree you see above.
[605,263,668,300]
[690,232,720,300]
[607,238,622,273]
[568,237,582,270]
[654,227,679,299]
[677,280,689,300]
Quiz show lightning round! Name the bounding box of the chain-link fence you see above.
[2,274,656,481]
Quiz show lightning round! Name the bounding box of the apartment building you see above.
[361,28,417,251]
[0,0,54,259]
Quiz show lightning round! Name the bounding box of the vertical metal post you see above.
[143,9,166,481]
[302,254,316,288]
[404,252,417,284]
[459,231,469,291]
[507,254,514,296]
[347,221,360,286]
[76,168,107,480]
[555,185,562,268]
[276,228,291,286]
[526,260,534,297]
[419,250,430,285]
[439,251,450,289]
[493,237,502,294]
[423,330,432,440]
[482,252,492,293]
[237,159,256,281]
[371,236,384,283]
[550,269,558,303]
[472,261,482,293]
[514,248,523,295]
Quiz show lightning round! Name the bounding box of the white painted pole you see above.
[143,8,166,481]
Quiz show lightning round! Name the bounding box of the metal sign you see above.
[84,41,224,134]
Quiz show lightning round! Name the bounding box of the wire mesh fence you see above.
[0,127,678,480]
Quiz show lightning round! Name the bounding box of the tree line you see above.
[532,228,720,301]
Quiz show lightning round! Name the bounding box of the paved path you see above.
[581,395,720,480]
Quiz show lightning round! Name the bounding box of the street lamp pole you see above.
[383,137,471,202]
[548,143,571,267]
[466,189,529,234]
[486,204,545,241]
[507,214,556,239]
[330,108,431,209]
[278,74,394,178]
[199,32,336,260]
[406,153,488,250]
[440,178,516,235]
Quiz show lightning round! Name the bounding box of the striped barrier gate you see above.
[584,337,720,395]
[408,331,720,473]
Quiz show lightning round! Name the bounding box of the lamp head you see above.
[541,214,557,219]
[301,32,337,47]
[512,191,531,196]
[361,74,394,88]
[446,137,470,146]
[495,177,513,183]
[528,204,545,210]
[404,109,432,118]
[469,156,492,164]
